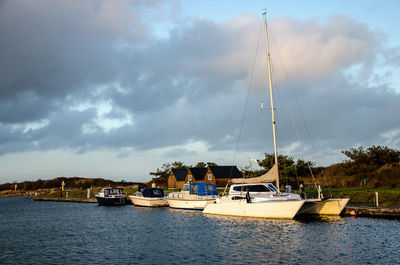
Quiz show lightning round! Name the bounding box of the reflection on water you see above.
[0,197,399,264]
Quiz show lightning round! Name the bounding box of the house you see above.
[167,165,243,189]
[207,166,243,187]
[187,167,208,183]
[167,168,188,189]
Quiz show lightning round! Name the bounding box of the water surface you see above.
[0,197,399,264]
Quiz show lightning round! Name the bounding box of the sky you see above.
[0,0,399,183]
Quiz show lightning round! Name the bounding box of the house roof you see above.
[209,166,242,179]
[188,167,207,180]
[171,168,188,181]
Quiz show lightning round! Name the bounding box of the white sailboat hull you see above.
[167,198,216,210]
[203,197,304,219]
[298,198,350,215]
[129,195,168,207]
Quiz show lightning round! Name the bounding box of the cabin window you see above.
[205,184,214,192]
[190,184,198,194]
[208,174,213,180]
[182,184,189,191]
[233,185,270,192]
[250,185,270,192]
[188,174,192,181]
[153,189,163,196]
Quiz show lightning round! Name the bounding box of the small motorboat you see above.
[94,187,126,206]
[129,187,168,207]
[167,182,219,210]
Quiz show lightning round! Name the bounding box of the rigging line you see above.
[270,47,306,188]
[231,21,263,166]
[269,29,329,191]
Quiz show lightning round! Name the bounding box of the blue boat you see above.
[94,187,126,206]
[167,182,219,210]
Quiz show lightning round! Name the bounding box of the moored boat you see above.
[167,182,219,210]
[203,196,304,219]
[203,171,304,219]
[203,13,304,219]
[94,187,126,206]
[129,187,168,207]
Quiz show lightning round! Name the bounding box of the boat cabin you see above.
[181,182,219,196]
[229,183,278,195]
[141,187,165,198]
[98,187,124,197]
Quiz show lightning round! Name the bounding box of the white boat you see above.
[167,182,219,210]
[204,182,304,218]
[204,13,304,219]
[228,182,302,202]
[203,173,304,219]
[129,187,168,207]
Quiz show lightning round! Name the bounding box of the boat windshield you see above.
[181,184,190,191]
[111,188,122,194]
[268,184,277,192]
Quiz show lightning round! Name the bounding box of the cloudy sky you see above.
[1,0,399,183]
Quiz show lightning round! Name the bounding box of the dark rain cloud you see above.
[0,0,399,166]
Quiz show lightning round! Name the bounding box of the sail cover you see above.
[231,164,278,184]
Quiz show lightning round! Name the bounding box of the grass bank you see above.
[303,187,400,208]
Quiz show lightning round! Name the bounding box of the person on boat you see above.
[300,184,305,199]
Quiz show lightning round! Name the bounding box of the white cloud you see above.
[0,1,399,181]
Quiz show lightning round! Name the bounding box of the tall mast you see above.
[263,12,280,193]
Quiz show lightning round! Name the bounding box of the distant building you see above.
[167,168,188,189]
[167,166,243,189]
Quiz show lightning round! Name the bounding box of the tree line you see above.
[149,156,316,187]
[150,145,400,188]
[0,177,137,192]
[323,145,400,187]
[2,145,399,191]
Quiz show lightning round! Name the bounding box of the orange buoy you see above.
[350,210,357,216]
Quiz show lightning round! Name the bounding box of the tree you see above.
[194,162,207,168]
[171,161,186,169]
[342,145,400,172]
[150,162,188,185]
[296,159,315,176]
[257,153,315,186]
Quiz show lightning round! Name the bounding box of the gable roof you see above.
[209,166,242,179]
[171,168,188,181]
[188,167,207,180]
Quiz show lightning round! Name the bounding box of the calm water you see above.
[0,197,399,265]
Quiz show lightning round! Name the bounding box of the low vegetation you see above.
[303,145,400,188]
[0,177,140,194]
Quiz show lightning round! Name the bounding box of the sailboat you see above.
[203,12,304,219]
